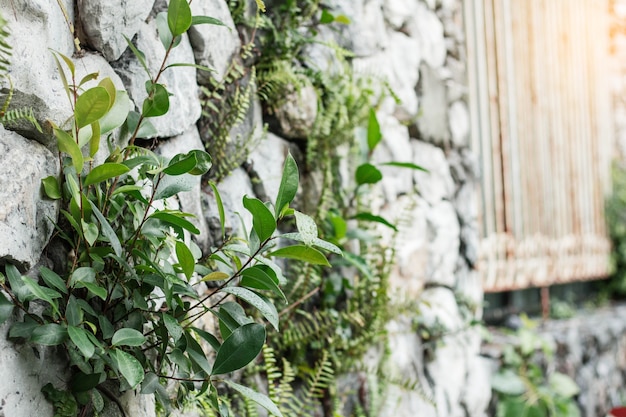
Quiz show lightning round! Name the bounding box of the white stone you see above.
[113,19,201,138]
[448,100,469,147]
[412,141,455,205]
[188,0,241,83]
[247,133,292,204]
[79,0,155,61]
[0,128,59,270]
[425,201,460,287]
[406,3,447,69]
[273,83,318,139]
[0,319,69,417]
[382,0,419,30]
[414,64,451,146]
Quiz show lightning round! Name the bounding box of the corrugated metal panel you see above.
[465,0,614,292]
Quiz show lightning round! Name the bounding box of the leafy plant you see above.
[491,316,580,417]
[606,161,626,296]
[0,1,336,416]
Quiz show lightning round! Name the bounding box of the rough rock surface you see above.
[0,128,59,270]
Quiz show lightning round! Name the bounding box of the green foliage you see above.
[0,3,335,416]
[606,161,626,295]
[491,316,580,417]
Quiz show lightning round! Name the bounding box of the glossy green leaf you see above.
[51,51,72,102]
[98,77,116,108]
[280,233,342,255]
[367,108,382,151]
[70,267,96,288]
[243,196,276,242]
[153,173,195,200]
[352,212,398,231]
[21,276,61,316]
[268,245,331,267]
[99,90,130,135]
[274,153,299,217]
[185,333,213,375]
[549,372,579,398]
[141,372,161,395]
[5,264,29,303]
[75,86,110,128]
[113,349,144,388]
[211,323,265,375]
[491,369,526,395]
[83,163,130,187]
[381,161,428,172]
[112,328,146,347]
[39,267,67,295]
[220,287,279,330]
[82,220,98,246]
[163,153,197,175]
[241,266,286,302]
[217,302,253,339]
[156,12,181,49]
[83,282,107,301]
[162,312,183,342]
[201,271,229,282]
[191,326,221,351]
[125,111,158,139]
[149,211,200,235]
[89,200,123,257]
[175,241,195,280]
[209,182,226,238]
[142,82,170,118]
[42,176,61,200]
[88,121,101,158]
[294,211,317,246]
[0,292,14,325]
[65,295,82,327]
[355,163,383,185]
[188,150,212,175]
[320,9,334,24]
[168,0,192,37]
[191,15,226,26]
[9,319,38,340]
[68,326,95,359]
[31,323,68,346]
[55,126,83,173]
[225,380,284,417]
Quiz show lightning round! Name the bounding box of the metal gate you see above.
[464,0,614,292]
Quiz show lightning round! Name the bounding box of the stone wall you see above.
[0,1,489,416]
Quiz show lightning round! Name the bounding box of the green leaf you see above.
[185,333,213,375]
[31,323,68,346]
[274,153,299,217]
[352,212,398,231]
[163,153,196,176]
[280,233,342,255]
[149,211,200,235]
[51,51,73,102]
[191,15,226,26]
[113,349,144,389]
[70,267,96,288]
[68,326,95,359]
[82,282,107,301]
[217,302,253,339]
[549,372,579,398]
[65,295,82,327]
[209,182,226,238]
[211,323,265,375]
[141,372,161,395]
[75,86,111,128]
[156,12,179,50]
[367,108,382,151]
[175,241,195,280]
[153,173,195,200]
[254,0,266,12]
[294,211,317,246]
[168,0,192,37]
[241,266,286,302]
[89,200,123,257]
[220,287,279,331]
[225,380,284,417]
[21,276,61,316]
[355,163,383,185]
[0,292,14,325]
[42,176,61,200]
[243,196,276,242]
[39,267,67,295]
[88,121,101,158]
[123,36,151,78]
[320,9,335,24]
[98,77,117,109]
[335,14,351,24]
[381,161,429,172]
[162,313,184,342]
[491,369,526,395]
[5,264,29,303]
[143,82,170,118]
[188,150,212,175]
[125,111,158,139]
[54,126,83,173]
[112,328,146,347]
[268,245,331,267]
[201,271,229,282]
[82,220,99,246]
[83,163,130,187]
[99,90,130,135]
[191,327,221,351]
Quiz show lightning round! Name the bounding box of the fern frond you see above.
[0,13,11,75]
[2,106,42,133]
[299,351,335,413]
